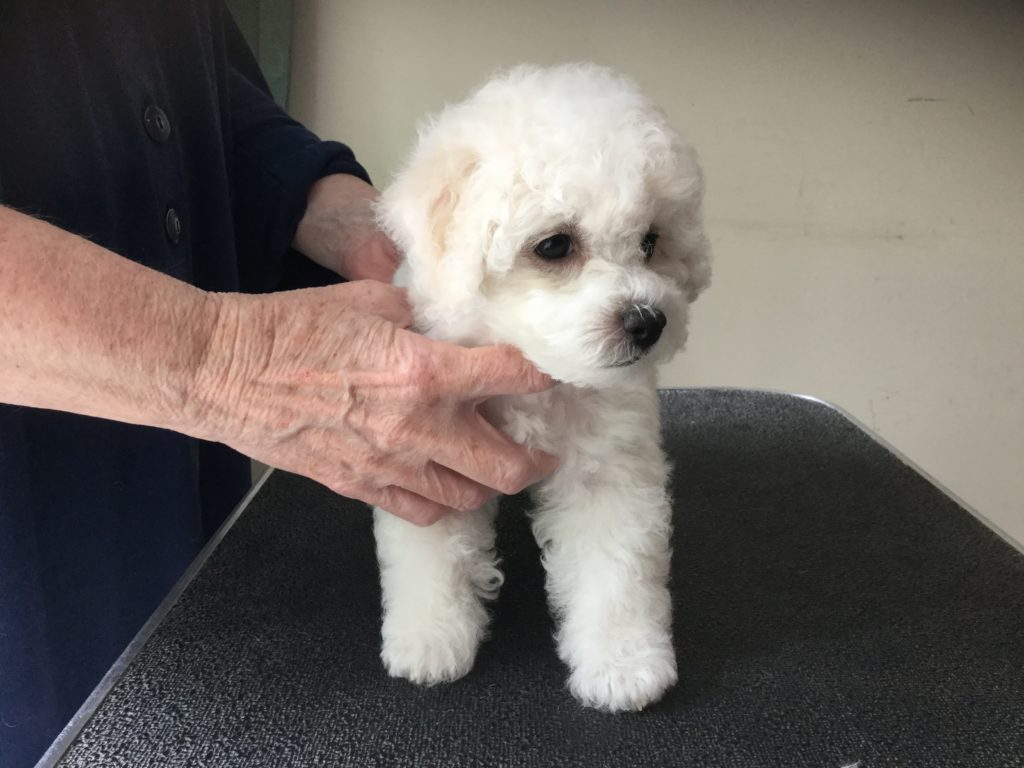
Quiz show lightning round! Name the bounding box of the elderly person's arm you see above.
[0,206,556,525]
[292,173,399,283]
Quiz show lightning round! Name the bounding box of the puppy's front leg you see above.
[532,456,676,712]
[374,500,501,685]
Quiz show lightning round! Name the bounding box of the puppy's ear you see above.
[667,148,712,303]
[675,204,711,303]
[377,140,484,332]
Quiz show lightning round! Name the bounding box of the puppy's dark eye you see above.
[641,231,659,260]
[534,234,574,260]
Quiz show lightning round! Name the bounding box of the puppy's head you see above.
[379,64,710,388]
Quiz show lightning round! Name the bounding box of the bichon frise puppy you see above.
[373,63,710,712]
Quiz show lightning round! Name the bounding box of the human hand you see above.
[191,281,558,525]
[293,174,399,283]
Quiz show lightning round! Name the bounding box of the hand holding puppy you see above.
[0,204,551,527]
[193,281,558,526]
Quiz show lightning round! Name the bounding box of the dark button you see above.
[164,208,182,244]
[143,105,171,142]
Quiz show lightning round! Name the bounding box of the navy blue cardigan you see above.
[0,2,370,765]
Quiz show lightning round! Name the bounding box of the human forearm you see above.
[0,205,555,525]
[191,280,556,524]
[292,174,399,283]
[0,206,218,433]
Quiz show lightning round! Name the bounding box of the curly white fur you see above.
[372,63,710,712]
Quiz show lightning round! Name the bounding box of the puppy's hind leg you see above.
[374,500,501,685]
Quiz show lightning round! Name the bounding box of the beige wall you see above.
[289,0,1024,545]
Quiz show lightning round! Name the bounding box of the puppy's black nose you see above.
[621,305,667,350]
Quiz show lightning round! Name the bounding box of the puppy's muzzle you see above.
[622,304,667,351]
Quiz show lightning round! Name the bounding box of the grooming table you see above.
[40,390,1024,767]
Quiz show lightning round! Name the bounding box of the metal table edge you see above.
[778,388,1023,557]
[33,386,1022,767]
[34,468,276,768]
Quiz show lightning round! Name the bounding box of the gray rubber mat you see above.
[46,390,1024,767]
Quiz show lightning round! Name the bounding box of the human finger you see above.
[449,344,555,398]
[429,406,559,496]
[391,460,496,513]
[363,448,496,513]
[355,483,456,527]
[339,231,401,283]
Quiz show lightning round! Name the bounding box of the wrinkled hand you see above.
[193,281,557,525]
[293,174,399,283]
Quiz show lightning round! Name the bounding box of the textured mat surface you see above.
[52,390,1024,767]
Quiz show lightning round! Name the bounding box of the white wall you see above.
[289,0,1024,545]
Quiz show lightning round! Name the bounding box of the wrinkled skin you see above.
[198,280,559,525]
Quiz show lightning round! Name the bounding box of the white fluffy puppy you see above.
[373,63,710,712]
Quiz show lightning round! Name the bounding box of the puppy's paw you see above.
[565,632,677,712]
[380,604,486,685]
